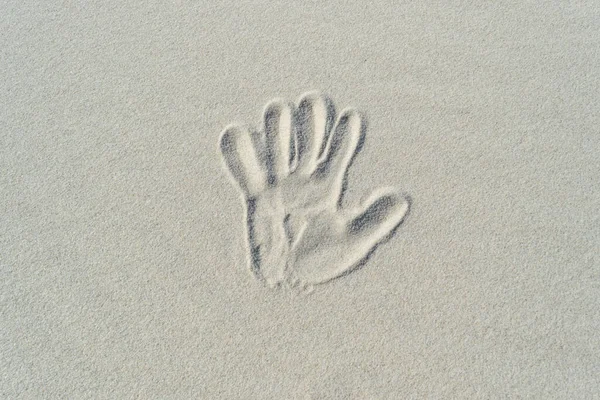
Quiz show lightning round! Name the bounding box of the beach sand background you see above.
[2,1,599,398]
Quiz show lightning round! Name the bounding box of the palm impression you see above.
[219,92,410,290]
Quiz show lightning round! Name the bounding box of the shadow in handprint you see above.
[219,91,411,290]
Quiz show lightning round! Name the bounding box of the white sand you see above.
[2,1,599,398]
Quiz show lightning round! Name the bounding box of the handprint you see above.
[219,92,410,290]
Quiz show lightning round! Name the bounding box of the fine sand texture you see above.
[2,1,599,398]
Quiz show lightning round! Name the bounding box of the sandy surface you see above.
[2,1,599,398]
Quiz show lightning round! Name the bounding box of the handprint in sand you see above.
[219,92,410,289]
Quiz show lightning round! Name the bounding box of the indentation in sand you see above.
[219,91,411,290]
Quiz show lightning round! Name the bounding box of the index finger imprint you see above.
[318,109,365,181]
